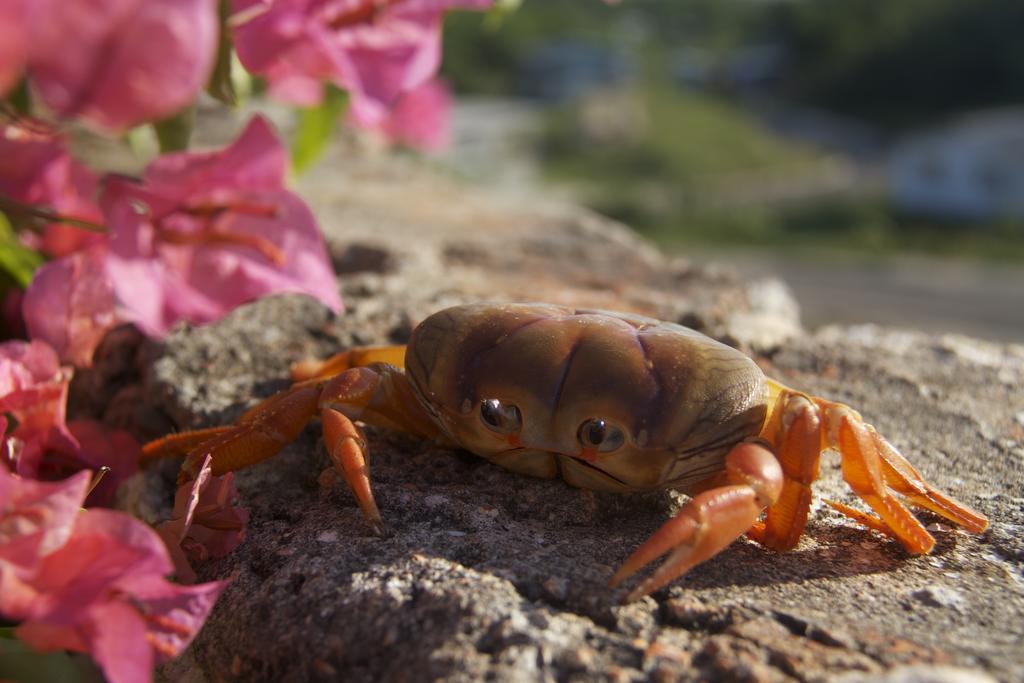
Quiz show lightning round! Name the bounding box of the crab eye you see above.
[479,399,522,434]
[577,418,625,453]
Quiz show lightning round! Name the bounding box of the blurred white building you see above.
[889,109,1024,220]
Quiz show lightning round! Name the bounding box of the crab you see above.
[144,303,989,601]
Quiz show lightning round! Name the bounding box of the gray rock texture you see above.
[102,150,1023,682]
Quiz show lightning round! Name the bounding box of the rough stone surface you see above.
[100,149,1023,682]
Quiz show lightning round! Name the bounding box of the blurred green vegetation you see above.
[776,0,1024,128]
[538,87,1024,262]
[446,0,1024,128]
[541,87,816,182]
[441,0,1024,261]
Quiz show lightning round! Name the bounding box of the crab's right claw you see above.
[610,442,783,602]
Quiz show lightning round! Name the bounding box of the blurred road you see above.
[692,248,1024,344]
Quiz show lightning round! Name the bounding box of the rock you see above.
[114,151,1024,682]
[911,585,965,610]
[835,665,998,683]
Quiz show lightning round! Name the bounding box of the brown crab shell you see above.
[405,303,769,493]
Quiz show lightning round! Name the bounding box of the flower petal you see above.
[24,245,118,368]
[352,77,452,151]
[128,575,228,663]
[144,116,287,194]
[0,468,90,570]
[103,116,342,337]
[0,123,103,258]
[28,0,218,131]
[157,455,248,582]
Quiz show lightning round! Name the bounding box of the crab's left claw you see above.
[610,441,783,602]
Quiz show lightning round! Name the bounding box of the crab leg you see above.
[609,441,783,602]
[313,364,448,533]
[142,378,326,465]
[177,383,323,482]
[321,407,383,534]
[747,391,822,550]
[291,345,407,381]
[142,425,236,461]
[870,432,988,533]
[823,404,938,553]
[317,364,446,441]
[821,403,988,550]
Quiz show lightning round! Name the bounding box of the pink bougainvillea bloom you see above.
[26,0,218,132]
[0,123,104,258]
[157,455,249,583]
[35,419,141,508]
[23,245,118,368]
[0,499,228,683]
[103,115,342,337]
[0,468,90,576]
[2,289,27,340]
[0,341,134,502]
[0,0,30,96]
[232,0,491,123]
[0,340,76,472]
[0,416,9,464]
[352,77,452,151]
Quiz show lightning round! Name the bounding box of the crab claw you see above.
[610,441,782,602]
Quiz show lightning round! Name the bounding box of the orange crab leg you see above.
[820,411,989,544]
[871,432,988,533]
[178,384,323,482]
[747,392,822,551]
[746,384,987,557]
[141,378,325,463]
[142,425,236,461]
[321,407,383,535]
[825,404,937,553]
[291,345,407,382]
[317,364,445,441]
[609,441,783,602]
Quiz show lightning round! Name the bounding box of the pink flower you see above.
[0,0,30,96]
[0,467,227,683]
[0,341,136,503]
[26,0,219,132]
[0,340,75,473]
[0,123,104,258]
[0,469,89,576]
[23,245,118,368]
[2,289,27,340]
[35,420,141,508]
[157,455,249,583]
[352,77,452,151]
[232,0,491,123]
[102,115,342,336]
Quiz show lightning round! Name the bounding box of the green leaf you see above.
[483,0,521,30]
[206,0,237,106]
[291,85,347,174]
[0,637,103,683]
[6,78,31,116]
[0,212,44,288]
[153,104,197,153]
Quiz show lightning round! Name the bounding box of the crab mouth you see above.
[496,446,631,487]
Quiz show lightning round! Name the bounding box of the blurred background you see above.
[432,0,1024,343]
